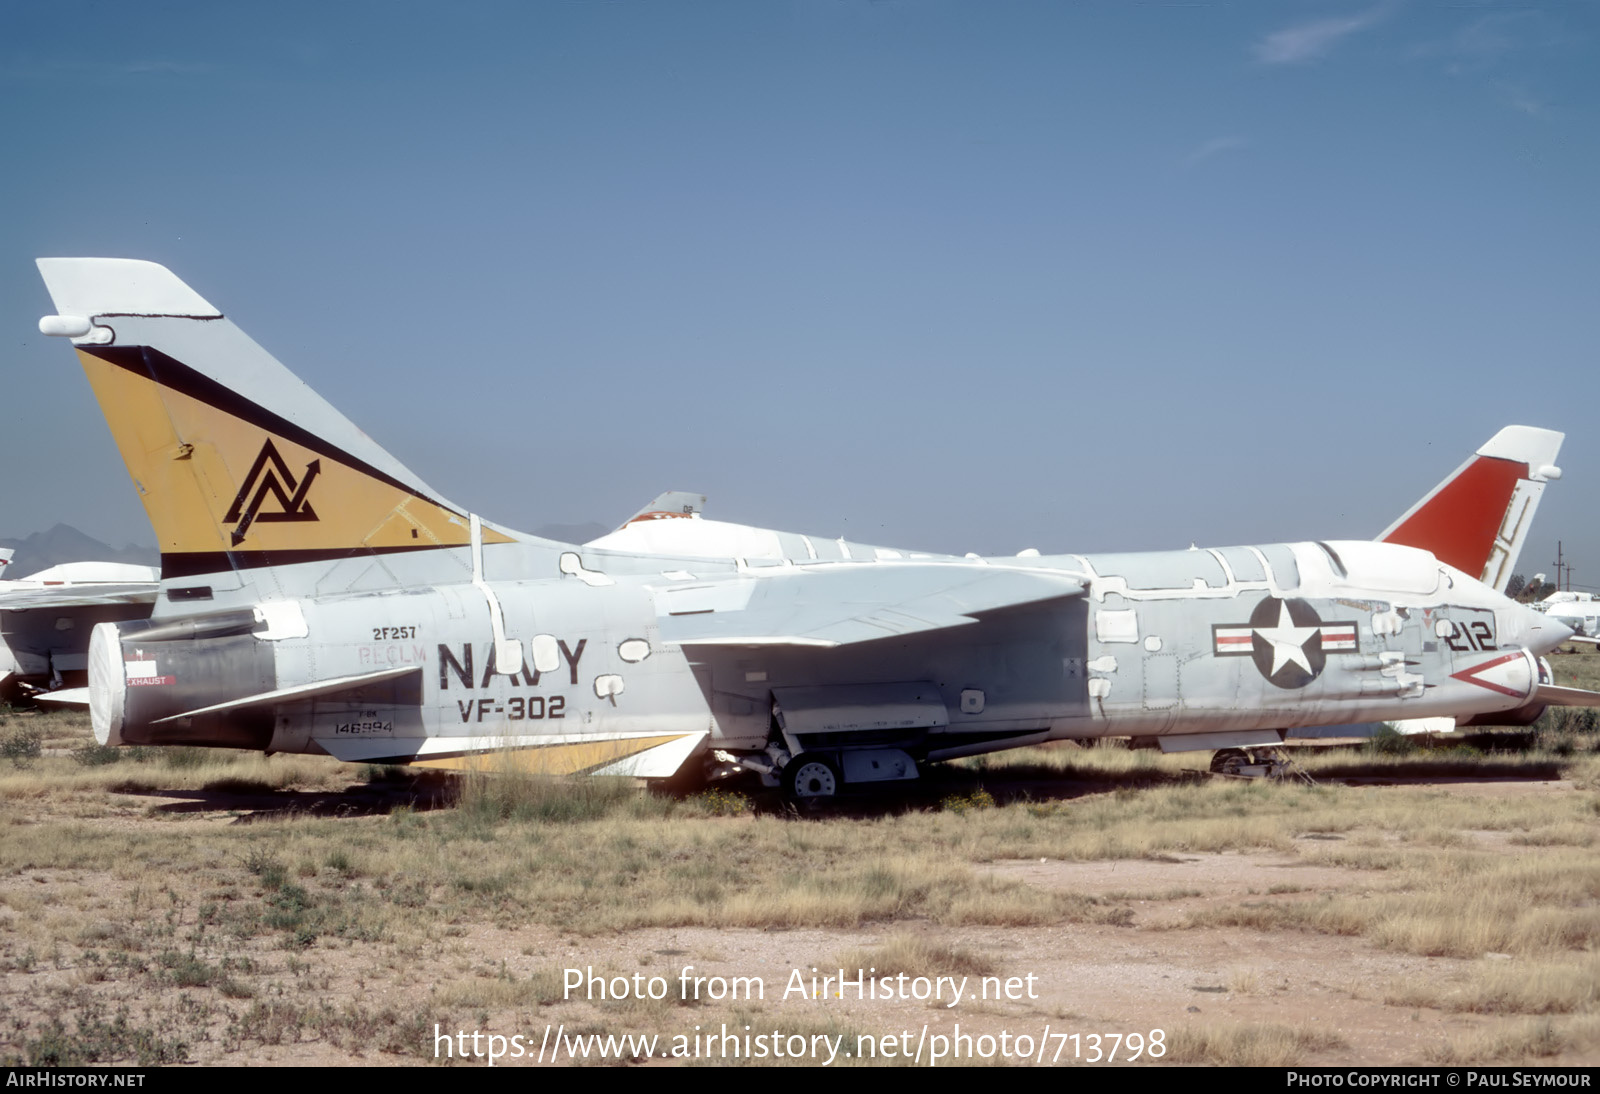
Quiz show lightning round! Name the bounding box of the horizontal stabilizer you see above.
[1533,683,1600,708]
[152,666,420,723]
[660,564,1085,647]
[0,584,159,610]
[32,687,90,708]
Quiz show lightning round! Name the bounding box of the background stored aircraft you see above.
[0,547,157,703]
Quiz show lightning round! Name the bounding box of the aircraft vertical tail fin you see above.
[36,258,516,584]
[617,491,706,529]
[1378,426,1563,593]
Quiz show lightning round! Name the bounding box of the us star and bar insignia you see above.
[1213,596,1359,690]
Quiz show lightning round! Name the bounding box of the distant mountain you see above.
[0,524,158,578]
[534,521,610,545]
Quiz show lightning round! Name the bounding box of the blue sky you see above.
[2,2,1596,585]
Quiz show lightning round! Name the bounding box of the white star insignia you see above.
[1254,602,1318,677]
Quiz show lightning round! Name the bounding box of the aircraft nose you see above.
[1501,601,1572,654]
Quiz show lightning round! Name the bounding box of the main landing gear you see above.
[1209,747,1296,779]
[764,745,918,802]
[785,755,840,801]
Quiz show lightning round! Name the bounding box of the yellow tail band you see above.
[77,344,511,579]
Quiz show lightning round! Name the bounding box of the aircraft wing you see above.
[657,563,1085,647]
[0,584,159,609]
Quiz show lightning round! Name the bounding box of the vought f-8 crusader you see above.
[35,258,1595,797]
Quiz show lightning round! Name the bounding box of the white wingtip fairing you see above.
[1477,426,1564,481]
[36,258,221,322]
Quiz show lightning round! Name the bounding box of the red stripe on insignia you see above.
[1322,624,1357,650]
[1214,627,1254,654]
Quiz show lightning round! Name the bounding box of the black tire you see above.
[785,755,840,801]
[1210,748,1249,775]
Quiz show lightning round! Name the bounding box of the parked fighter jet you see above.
[0,547,157,702]
[34,258,1599,797]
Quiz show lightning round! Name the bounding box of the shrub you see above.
[1,726,43,767]
[941,788,996,814]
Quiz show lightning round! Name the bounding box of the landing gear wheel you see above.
[1210,748,1249,776]
[785,756,839,801]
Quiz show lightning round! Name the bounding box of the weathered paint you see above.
[35,258,1592,793]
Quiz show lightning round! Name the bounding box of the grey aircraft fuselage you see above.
[100,532,1563,779]
[37,258,1579,792]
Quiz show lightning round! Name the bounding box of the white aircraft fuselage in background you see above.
[0,550,158,702]
[1540,593,1599,640]
[34,258,1590,797]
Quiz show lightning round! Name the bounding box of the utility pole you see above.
[1553,541,1574,592]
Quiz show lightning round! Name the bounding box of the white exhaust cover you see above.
[87,622,127,747]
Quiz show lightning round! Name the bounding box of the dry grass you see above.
[835,934,1000,979]
[0,745,360,802]
[1509,824,1596,847]
[1386,955,1600,1015]
[1166,1023,1347,1066]
[434,965,600,1010]
[1185,848,1600,960]
[3,704,1600,1065]
[1426,1017,1596,1064]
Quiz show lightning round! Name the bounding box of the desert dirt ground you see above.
[2,662,1598,1068]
